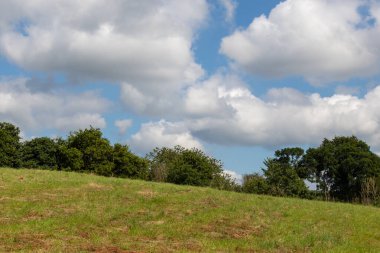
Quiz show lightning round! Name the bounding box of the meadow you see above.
[0,168,379,252]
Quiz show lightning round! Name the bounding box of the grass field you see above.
[0,168,379,252]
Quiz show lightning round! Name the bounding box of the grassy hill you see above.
[0,168,379,252]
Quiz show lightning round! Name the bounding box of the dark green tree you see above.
[263,159,309,197]
[112,144,149,179]
[20,137,58,169]
[67,127,113,175]
[274,147,311,179]
[0,122,21,167]
[304,136,380,201]
[147,146,223,187]
[56,139,84,171]
[242,173,269,194]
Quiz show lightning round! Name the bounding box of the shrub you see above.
[147,146,223,187]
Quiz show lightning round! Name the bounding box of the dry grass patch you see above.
[137,189,157,198]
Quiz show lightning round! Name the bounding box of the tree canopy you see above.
[147,146,224,187]
[0,122,21,167]
[303,136,380,201]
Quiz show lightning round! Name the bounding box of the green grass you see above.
[0,168,379,252]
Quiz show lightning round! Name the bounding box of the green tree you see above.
[210,172,241,192]
[67,127,113,175]
[0,122,21,167]
[242,173,269,194]
[274,147,311,179]
[263,159,309,197]
[20,137,58,169]
[56,139,84,171]
[112,144,149,179]
[304,136,380,202]
[147,146,223,187]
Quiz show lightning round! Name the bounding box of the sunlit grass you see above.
[0,168,379,252]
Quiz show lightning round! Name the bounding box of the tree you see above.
[303,136,380,202]
[20,137,59,169]
[112,144,149,179]
[56,139,84,171]
[273,147,311,179]
[67,127,113,175]
[242,173,269,194]
[0,122,21,167]
[263,159,309,197]
[147,146,223,187]
[210,172,241,192]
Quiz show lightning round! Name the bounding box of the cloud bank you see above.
[130,74,380,153]
[221,0,380,84]
[0,78,109,133]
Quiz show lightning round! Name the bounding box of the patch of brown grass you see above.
[137,189,156,198]
[87,182,111,190]
[2,233,50,252]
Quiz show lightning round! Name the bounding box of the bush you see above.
[147,146,223,187]
[263,159,309,197]
[66,127,113,173]
[20,137,59,169]
[210,172,241,192]
[112,144,149,179]
[0,122,21,167]
[242,173,269,194]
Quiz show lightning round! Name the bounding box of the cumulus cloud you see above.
[0,0,207,114]
[130,73,380,152]
[129,120,203,154]
[221,0,380,83]
[115,119,133,136]
[187,76,380,149]
[0,77,109,133]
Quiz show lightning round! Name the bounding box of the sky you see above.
[1,0,380,180]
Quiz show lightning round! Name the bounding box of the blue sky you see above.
[1,0,380,179]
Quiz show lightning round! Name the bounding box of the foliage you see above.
[273,147,311,179]
[54,138,82,171]
[242,173,269,194]
[112,144,149,179]
[66,127,114,175]
[0,122,21,167]
[147,147,175,182]
[245,147,309,198]
[263,159,309,197]
[361,177,380,206]
[2,120,380,205]
[147,146,223,187]
[209,172,241,192]
[20,137,59,169]
[303,136,380,201]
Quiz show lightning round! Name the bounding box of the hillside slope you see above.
[0,168,379,252]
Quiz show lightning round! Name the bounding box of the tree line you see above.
[0,122,238,191]
[242,137,380,205]
[0,122,379,205]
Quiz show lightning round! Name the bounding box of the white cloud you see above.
[0,0,207,111]
[221,0,380,83]
[219,0,237,22]
[132,73,380,152]
[187,77,380,148]
[0,77,109,133]
[129,120,203,154]
[335,85,361,95]
[115,119,133,136]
